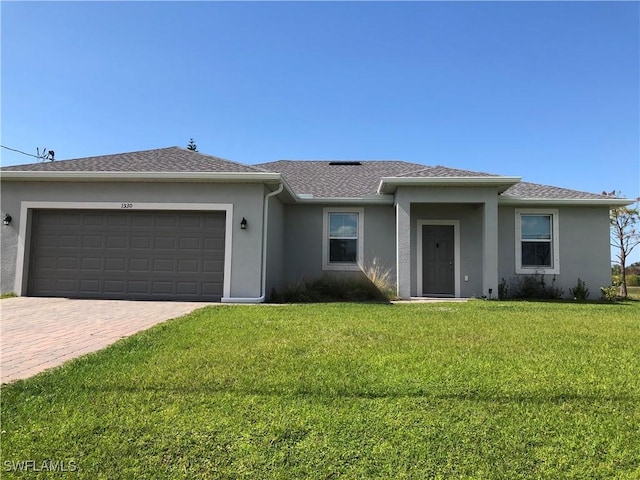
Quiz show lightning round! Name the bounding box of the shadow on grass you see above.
[83,382,638,404]
[490,298,640,306]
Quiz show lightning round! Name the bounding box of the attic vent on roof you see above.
[328,161,362,166]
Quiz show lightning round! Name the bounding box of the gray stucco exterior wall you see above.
[281,204,396,289]
[410,203,484,298]
[265,193,284,299]
[498,205,612,297]
[396,186,501,298]
[0,181,266,299]
[1,177,615,303]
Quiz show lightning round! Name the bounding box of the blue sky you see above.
[2,1,638,200]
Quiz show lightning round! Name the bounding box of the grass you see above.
[1,302,639,479]
[0,292,17,299]
[628,286,640,300]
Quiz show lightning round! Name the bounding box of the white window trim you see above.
[15,201,234,298]
[515,208,560,275]
[322,207,364,271]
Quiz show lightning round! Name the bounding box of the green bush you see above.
[498,278,508,300]
[502,275,564,300]
[569,278,590,301]
[600,285,620,302]
[271,275,391,303]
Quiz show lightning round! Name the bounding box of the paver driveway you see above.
[0,297,212,384]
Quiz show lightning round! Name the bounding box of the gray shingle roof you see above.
[255,160,427,197]
[397,165,499,178]
[501,181,610,200]
[256,160,605,200]
[1,147,609,201]
[0,147,264,173]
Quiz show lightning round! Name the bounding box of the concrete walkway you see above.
[0,297,211,384]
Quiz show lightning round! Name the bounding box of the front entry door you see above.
[422,225,455,296]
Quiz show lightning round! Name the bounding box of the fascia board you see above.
[498,197,633,207]
[293,195,395,205]
[0,171,283,183]
[377,176,522,194]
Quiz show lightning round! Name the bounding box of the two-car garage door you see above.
[27,210,226,301]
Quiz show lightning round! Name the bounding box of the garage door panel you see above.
[81,258,102,270]
[131,215,153,228]
[204,238,225,250]
[155,237,176,249]
[82,215,105,227]
[178,259,200,273]
[202,282,223,295]
[105,258,126,271]
[128,281,149,294]
[59,235,80,248]
[106,236,127,249]
[103,280,126,294]
[131,236,152,249]
[203,260,224,273]
[56,279,78,294]
[83,236,104,248]
[57,257,78,270]
[106,215,128,227]
[176,282,198,295]
[59,214,82,226]
[35,234,57,248]
[129,258,150,272]
[28,210,226,301]
[179,216,201,228]
[34,256,56,270]
[79,279,101,293]
[155,215,177,228]
[179,237,201,250]
[154,259,175,272]
[152,282,174,294]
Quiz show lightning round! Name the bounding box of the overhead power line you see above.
[1,145,54,161]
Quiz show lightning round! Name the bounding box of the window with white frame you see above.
[322,208,364,271]
[515,209,559,274]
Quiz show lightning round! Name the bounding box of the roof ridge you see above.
[396,166,434,177]
[175,147,267,173]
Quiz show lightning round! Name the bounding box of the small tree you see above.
[187,138,198,152]
[604,190,640,297]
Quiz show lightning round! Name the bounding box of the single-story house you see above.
[0,147,627,302]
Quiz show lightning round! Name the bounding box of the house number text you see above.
[121,203,134,209]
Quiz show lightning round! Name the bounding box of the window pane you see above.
[522,242,551,267]
[329,239,357,263]
[329,213,358,238]
[521,215,551,240]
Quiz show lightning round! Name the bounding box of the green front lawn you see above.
[2,302,639,479]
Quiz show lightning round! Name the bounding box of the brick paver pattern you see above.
[0,297,211,383]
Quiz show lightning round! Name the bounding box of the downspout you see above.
[222,183,284,303]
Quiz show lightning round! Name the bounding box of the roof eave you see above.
[0,171,283,183]
[377,176,522,194]
[498,197,633,207]
[293,195,394,205]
